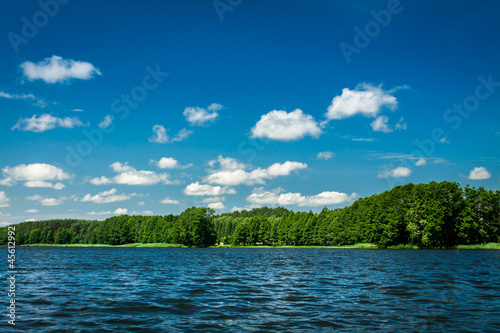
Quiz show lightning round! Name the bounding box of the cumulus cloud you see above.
[251,109,322,141]
[208,202,225,210]
[89,162,175,186]
[370,115,392,133]
[161,197,180,204]
[0,192,10,207]
[26,194,64,206]
[98,115,113,129]
[81,188,130,204]
[89,176,112,185]
[149,125,193,143]
[1,163,71,189]
[183,103,222,126]
[20,55,102,84]
[0,222,11,227]
[183,182,236,196]
[325,83,400,120]
[415,159,427,167]
[317,151,334,160]
[25,209,39,213]
[204,155,307,186]
[24,180,65,190]
[12,114,84,132]
[150,157,192,169]
[87,208,129,216]
[467,167,491,180]
[378,167,412,178]
[247,187,357,207]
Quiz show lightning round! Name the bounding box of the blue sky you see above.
[0,0,499,224]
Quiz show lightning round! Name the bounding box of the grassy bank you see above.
[18,242,500,249]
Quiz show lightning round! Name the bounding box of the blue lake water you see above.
[5,247,500,332]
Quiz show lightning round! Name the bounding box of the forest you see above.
[1,181,499,249]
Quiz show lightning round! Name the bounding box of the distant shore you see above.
[14,242,500,249]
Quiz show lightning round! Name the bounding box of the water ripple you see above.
[6,247,500,332]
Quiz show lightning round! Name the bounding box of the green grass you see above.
[216,243,379,249]
[454,243,500,250]
[385,244,419,250]
[19,242,500,249]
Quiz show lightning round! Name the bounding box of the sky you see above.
[0,0,499,225]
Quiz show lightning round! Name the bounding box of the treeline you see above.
[1,182,499,248]
[0,207,216,247]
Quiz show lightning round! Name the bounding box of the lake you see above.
[7,247,500,332]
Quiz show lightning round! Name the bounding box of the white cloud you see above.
[172,128,193,142]
[204,156,307,186]
[98,115,113,129]
[183,182,236,196]
[378,167,412,178]
[81,188,130,204]
[468,167,491,180]
[20,55,102,84]
[370,115,393,133]
[251,109,322,141]
[87,208,128,216]
[247,187,357,207]
[149,125,193,143]
[151,157,193,169]
[317,151,334,160]
[440,137,450,144]
[208,202,225,210]
[12,114,84,132]
[1,163,71,189]
[138,201,145,206]
[373,153,445,166]
[0,211,10,217]
[113,208,128,215]
[395,117,407,130]
[25,209,39,213]
[325,83,400,120]
[26,194,64,206]
[161,197,180,204]
[0,222,11,227]
[202,197,226,203]
[149,125,168,143]
[183,103,222,126]
[0,91,46,108]
[415,159,427,167]
[89,162,175,186]
[25,219,37,222]
[89,176,112,185]
[230,204,262,212]
[24,180,65,190]
[0,192,10,207]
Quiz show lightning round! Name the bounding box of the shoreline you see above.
[9,242,500,250]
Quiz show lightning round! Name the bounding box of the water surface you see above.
[6,248,500,332]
